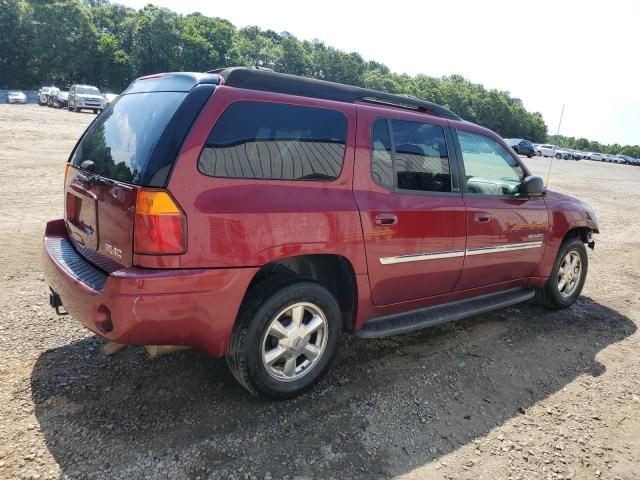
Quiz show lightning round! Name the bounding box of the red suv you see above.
[43,68,598,398]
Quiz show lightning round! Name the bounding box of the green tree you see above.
[95,33,133,90]
[133,5,180,75]
[0,0,34,88]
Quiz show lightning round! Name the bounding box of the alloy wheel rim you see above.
[557,251,582,298]
[261,302,328,382]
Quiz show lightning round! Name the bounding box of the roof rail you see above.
[207,67,461,121]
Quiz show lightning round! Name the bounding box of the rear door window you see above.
[198,102,347,181]
[70,92,187,184]
[371,119,452,193]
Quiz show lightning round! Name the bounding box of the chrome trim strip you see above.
[379,241,543,265]
[379,250,465,265]
[465,241,543,256]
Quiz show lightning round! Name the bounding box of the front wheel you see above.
[227,277,342,399]
[536,237,588,309]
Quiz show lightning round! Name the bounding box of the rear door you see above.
[453,128,549,291]
[353,106,466,306]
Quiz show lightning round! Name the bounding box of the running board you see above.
[356,288,535,338]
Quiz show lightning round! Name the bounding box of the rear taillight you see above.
[134,190,186,255]
[64,163,70,184]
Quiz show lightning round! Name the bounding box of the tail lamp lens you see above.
[134,190,186,255]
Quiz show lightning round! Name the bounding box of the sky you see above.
[118,0,640,146]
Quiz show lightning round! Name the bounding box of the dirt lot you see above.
[0,104,639,480]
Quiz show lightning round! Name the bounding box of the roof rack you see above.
[207,67,461,121]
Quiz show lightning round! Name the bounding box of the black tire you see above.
[555,153,562,159]
[227,276,342,399]
[93,109,98,114]
[535,237,588,309]
[527,152,534,158]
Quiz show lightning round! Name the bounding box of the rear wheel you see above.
[227,277,342,399]
[536,237,588,309]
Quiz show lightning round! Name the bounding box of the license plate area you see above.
[66,185,98,250]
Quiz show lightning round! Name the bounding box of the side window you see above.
[371,120,393,190]
[457,130,525,196]
[198,102,347,181]
[370,119,452,193]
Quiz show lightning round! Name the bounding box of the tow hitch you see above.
[49,289,68,315]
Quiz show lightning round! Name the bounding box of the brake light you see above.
[134,190,186,255]
[64,163,70,184]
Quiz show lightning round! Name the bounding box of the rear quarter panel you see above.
[167,86,367,274]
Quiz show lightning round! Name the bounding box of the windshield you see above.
[77,86,101,95]
[70,92,187,184]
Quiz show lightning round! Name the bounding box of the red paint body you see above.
[42,83,598,356]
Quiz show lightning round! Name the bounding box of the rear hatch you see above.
[64,73,219,269]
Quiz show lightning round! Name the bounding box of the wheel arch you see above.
[244,254,358,332]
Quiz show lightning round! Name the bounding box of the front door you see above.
[353,106,466,306]
[453,128,549,291]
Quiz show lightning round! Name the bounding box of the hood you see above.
[78,94,104,100]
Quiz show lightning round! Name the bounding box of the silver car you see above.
[6,91,27,104]
[68,84,107,114]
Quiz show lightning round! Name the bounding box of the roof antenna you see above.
[545,104,565,187]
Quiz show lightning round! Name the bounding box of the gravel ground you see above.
[0,104,639,480]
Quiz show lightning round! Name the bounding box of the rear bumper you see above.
[42,219,258,357]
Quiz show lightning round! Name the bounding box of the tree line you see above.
[1,0,637,156]
[547,135,640,159]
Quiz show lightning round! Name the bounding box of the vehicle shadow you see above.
[30,296,636,479]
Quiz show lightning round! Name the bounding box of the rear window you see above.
[71,92,187,184]
[198,102,347,181]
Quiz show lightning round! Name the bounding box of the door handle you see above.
[474,212,491,223]
[375,213,398,226]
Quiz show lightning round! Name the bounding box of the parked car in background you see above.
[46,87,61,107]
[586,152,604,161]
[6,90,27,104]
[68,84,106,113]
[603,155,617,163]
[52,90,69,109]
[554,148,572,160]
[567,150,582,160]
[42,68,599,399]
[504,138,535,157]
[103,93,119,104]
[38,86,57,106]
[616,155,637,165]
[535,144,556,157]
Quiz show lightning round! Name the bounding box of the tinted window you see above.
[370,119,451,193]
[71,92,187,184]
[198,102,347,181]
[457,130,525,196]
[371,120,393,190]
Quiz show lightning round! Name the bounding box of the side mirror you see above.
[519,175,545,197]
